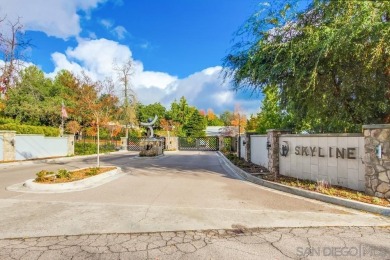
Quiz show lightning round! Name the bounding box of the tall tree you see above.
[137,102,166,127]
[0,17,31,94]
[255,85,292,134]
[114,59,137,137]
[169,96,191,125]
[3,66,61,126]
[230,104,247,135]
[224,0,390,132]
[219,110,234,126]
[184,110,206,137]
[206,108,224,126]
[77,74,119,166]
[246,114,258,132]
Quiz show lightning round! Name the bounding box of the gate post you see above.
[218,136,225,151]
[0,131,16,161]
[363,124,390,198]
[120,137,128,150]
[166,137,178,151]
[245,133,256,163]
[267,129,291,177]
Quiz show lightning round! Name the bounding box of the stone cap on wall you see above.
[266,129,291,133]
[0,130,16,133]
[362,124,390,129]
[281,133,363,137]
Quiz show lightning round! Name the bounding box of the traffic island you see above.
[7,167,122,193]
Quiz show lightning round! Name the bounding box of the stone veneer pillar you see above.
[65,135,75,156]
[245,133,256,163]
[363,124,390,199]
[120,137,128,151]
[218,136,225,152]
[0,131,16,161]
[267,129,291,177]
[165,137,178,151]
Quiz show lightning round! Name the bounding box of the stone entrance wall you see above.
[0,131,74,161]
[363,125,390,199]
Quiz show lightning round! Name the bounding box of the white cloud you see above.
[87,31,97,39]
[65,38,132,77]
[100,19,113,29]
[46,38,259,115]
[113,26,127,39]
[140,42,151,49]
[0,0,106,39]
[99,19,127,40]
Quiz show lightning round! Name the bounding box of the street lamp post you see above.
[238,113,240,159]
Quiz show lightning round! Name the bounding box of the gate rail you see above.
[127,137,166,151]
[178,137,219,151]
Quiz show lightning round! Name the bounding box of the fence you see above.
[0,131,74,161]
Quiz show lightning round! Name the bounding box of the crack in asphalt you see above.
[0,226,389,260]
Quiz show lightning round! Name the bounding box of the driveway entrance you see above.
[0,151,388,239]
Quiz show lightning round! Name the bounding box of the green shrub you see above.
[86,167,100,176]
[56,169,72,179]
[0,123,59,136]
[75,142,116,155]
[0,117,18,125]
[35,170,54,182]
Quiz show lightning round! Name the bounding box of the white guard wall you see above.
[15,135,69,160]
[239,135,247,160]
[279,134,365,191]
[250,135,268,167]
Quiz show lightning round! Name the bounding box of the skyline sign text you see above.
[294,146,357,159]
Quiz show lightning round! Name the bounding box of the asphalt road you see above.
[0,151,389,259]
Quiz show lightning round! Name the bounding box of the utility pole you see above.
[124,73,129,139]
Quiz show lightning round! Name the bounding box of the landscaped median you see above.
[7,166,122,193]
[217,151,390,217]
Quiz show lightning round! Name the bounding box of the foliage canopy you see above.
[224,0,390,132]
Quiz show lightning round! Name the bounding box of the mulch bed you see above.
[224,152,390,207]
[35,167,116,184]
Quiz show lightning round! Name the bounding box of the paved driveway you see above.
[0,151,389,240]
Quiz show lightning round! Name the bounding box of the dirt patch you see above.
[223,152,268,174]
[262,174,390,207]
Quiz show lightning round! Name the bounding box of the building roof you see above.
[205,126,238,137]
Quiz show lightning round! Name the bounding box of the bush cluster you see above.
[0,123,59,136]
[75,143,116,155]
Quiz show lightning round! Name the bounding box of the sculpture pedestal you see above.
[139,138,163,157]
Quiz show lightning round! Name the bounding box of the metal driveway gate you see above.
[127,137,166,151]
[178,137,219,151]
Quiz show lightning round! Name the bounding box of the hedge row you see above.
[0,123,60,137]
[75,143,116,156]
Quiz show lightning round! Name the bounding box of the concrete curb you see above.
[217,152,390,217]
[7,167,122,193]
[0,151,133,166]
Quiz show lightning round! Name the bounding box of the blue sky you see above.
[0,0,266,115]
